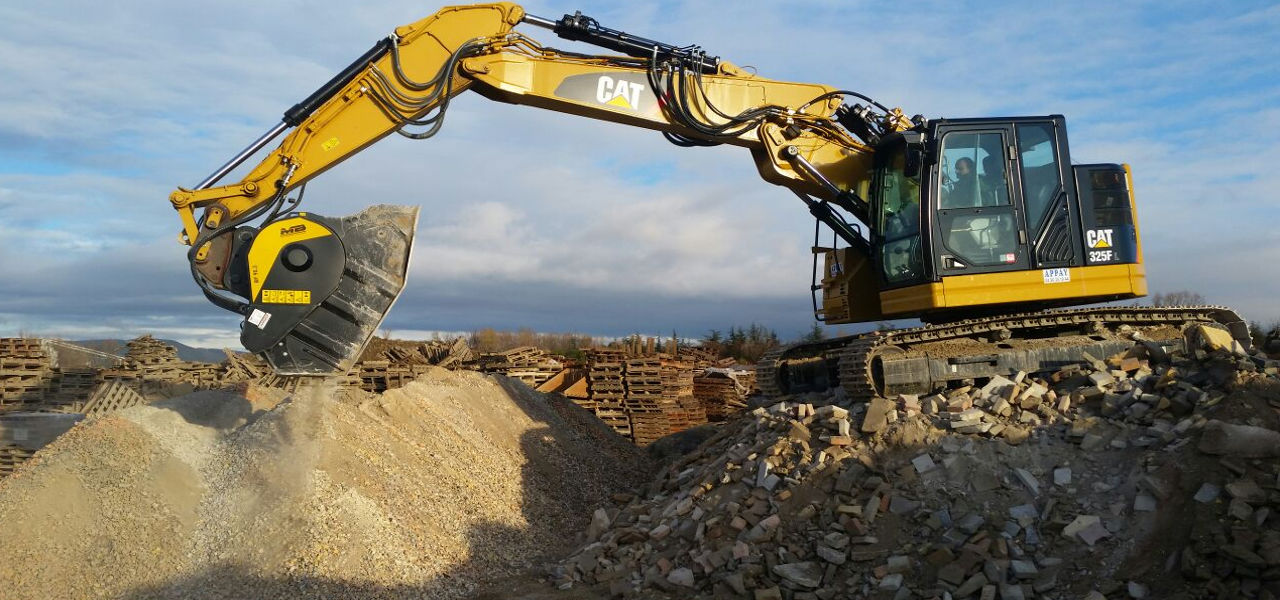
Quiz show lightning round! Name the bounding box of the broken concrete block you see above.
[1088,371,1115,387]
[772,562,822,588]
[754,587,783,600]
[912,453,937,474]
[956,573,989,597]
[1188,324,1235,352]
[1014,468,1040,496]
[666,567,695,587]
[982,375,1015,396]
[1009,559,1038,579]
[1226,478,1266,503]
[1199,420,1280,457]
[879,573,904,590]
[816,545,846,565]
[999,583,1026,600]
[861,397,893,433]
[1063,515,1100,538]
[886,555,911,573]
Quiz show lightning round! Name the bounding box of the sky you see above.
[0,1,1277,349]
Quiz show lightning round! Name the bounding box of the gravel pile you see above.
[558,325,1280,599]
[0,367,648,599]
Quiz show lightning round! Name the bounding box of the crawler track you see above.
[758,306,1249,401]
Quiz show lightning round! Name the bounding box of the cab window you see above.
[939,132,1010,209]
[1016,123,1063,231]
[875,144,922,284]
[937,131,1019,267]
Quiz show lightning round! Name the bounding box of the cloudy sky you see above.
[0,1,1276,348]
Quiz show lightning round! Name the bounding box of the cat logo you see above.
[280,224,307,236]
[596,75,644,111]
[1086,228,1114,249]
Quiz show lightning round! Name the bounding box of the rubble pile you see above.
[557,326,1280,599]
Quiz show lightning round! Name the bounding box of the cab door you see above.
[1013,119,1082,268]
[931,124,1031,275]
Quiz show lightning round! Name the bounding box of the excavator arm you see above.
[170,2,914,374]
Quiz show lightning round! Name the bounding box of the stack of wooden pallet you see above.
[694,371,747,421]
[0,338,54,411]
[110,335,222,388]
[41,368,98,412]
[660,361,696,405]
[474,346,564,387]
[0,444,33,478]
[677,346,719,367]
[354,360,416,393]
[625,358,668,445]
[377,337,473,369]
[587,354,629,438]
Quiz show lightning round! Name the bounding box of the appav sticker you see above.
[1042,268,1070,284]
[248,309,272,329]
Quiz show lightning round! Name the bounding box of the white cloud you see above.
[0,0,1275,347]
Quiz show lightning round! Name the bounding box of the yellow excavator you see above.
[169,3,1249,396]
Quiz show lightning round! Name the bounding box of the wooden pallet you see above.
[0,444,34,477]
[82,381,148,416]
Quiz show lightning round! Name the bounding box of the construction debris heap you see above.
[556,326,1280,599]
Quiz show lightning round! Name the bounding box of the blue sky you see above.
[0,1,1277,348]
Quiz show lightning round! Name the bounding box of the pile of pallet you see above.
[42,368,98,412]
[371,337,473,369]
[109,335,222,388]
[473,346,564,387]
[676,346,719,367]
[0,338,54,411]
[625,358,668,445]
[693,369,750,421]
[221,350,268,382]
[587,350,630,438]
[561,348,754,446]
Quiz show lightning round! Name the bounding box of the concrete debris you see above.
[560,334,1280,599]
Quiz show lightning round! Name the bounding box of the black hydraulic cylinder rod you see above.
[196,37,394,190]
[283,37,395,126]
[523,11,719,73]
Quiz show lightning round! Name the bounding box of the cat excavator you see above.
[169,3,1249,396]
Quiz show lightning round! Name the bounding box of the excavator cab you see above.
[818,116,1146,325]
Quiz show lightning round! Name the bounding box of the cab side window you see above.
[940,132,1010,209]
[937,131,1019,267]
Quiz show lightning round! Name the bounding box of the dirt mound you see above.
[0,368,649,599]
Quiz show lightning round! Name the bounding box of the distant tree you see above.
[1250,320,1280,348]
[471,328,499,353]
[801,323,826,343]
[1149,290,1206,307]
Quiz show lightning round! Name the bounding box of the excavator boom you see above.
[169,3,908,375]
